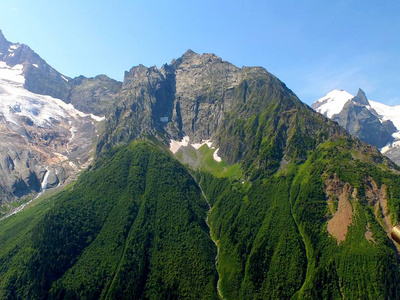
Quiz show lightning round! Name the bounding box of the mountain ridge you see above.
[1,31,400,299]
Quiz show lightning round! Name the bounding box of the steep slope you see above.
[0,59,101,205]
[66,75,122,116]
[2,50,400,299]
[0,30,121,208]
[0,141,218,299]
[0,29,121,114]
[0,29,70,100]
[95,51,400,298]
[312,89,400,164]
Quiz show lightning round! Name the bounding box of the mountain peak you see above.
[0,29,10,49]
[353,88,370,106]
[311,89,354,118]
[179,49,200,62]
[183,49,197,56]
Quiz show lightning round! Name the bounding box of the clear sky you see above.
[0,0,399,105]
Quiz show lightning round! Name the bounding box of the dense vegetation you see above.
[0,142,217,299]
[199,137,400,299]
[2,139,400,299]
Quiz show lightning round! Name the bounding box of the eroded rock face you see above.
[0,54,100,204]
[0,30,120,204]
[333,98,395,148]
[66,75,122,116]
[365,177,393,231]
[325,173,396,245]
[326,174,354,243]
[97,50,294,158]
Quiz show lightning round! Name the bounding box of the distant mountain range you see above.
[312,89,400,164]
[1,30,400,299]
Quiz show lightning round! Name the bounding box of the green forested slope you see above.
[200,137,400,299]
[0,142,217,299]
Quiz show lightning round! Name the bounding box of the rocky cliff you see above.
[0,30,121,206]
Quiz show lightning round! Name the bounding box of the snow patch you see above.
[369,100,400,131]
[0,62,104,127]
[192,139,212,149]
[169,136,190,154]
[313,90,354,118]
[61,75,69,82]
[160,117,169,122]
[66,126,77,154]
[89,114,105,122]
[32,64,39,68]
[213,148,222,162]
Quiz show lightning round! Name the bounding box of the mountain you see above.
[312,89,400,164]
[0,31,120,209]
[1,46,400,299]
[0,30,121,115]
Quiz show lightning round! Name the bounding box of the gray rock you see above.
[332,100,395,148]
[66,75,122,116]
[352,88,370,106]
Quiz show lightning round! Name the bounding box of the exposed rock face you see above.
[0,31,107,204]
[66,75,122,116]
[352,88,370,106]
[325,174,354,243]
[0,30,122,115]
[0,60,100,203]
[97,49,315,170]
[332,98,395,148]
[0,30,71,101]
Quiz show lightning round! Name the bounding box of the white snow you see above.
[89,114,105,122]
[169,136,220,156]
[369,100,400,132]
[32,64,39,68]
[9,44,19,50]
[61,75,69,82]
[0,61,104,127]
[213,148,222,162]
[314,90,354,118]
[369,100,400,153]
[192,139,212,149]
[160,117,169,122]
[314,89,400,155]
[169,136,190,154]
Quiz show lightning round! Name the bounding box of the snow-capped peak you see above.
[0,61,102,127]
[312,89,354,118]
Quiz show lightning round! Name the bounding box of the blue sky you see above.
[0,0,399,105]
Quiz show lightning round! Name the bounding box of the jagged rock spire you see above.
[353,88,370,106]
